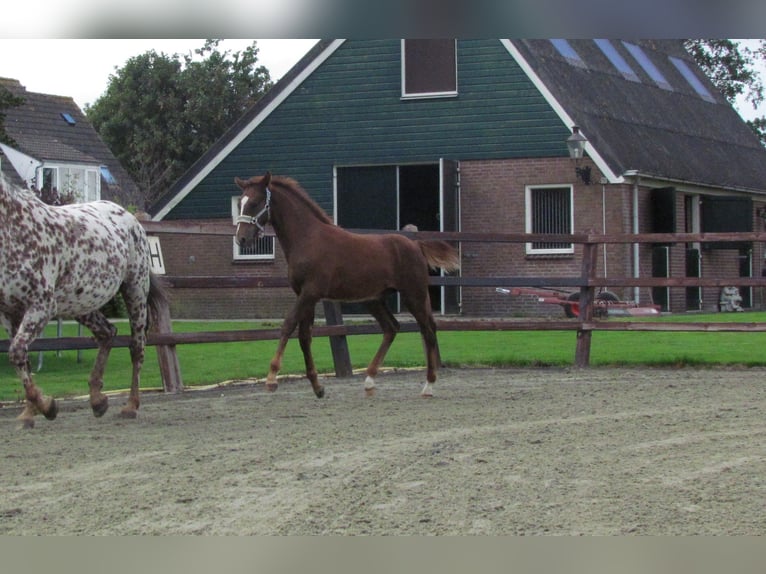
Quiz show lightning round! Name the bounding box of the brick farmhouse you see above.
[148,40,766,319]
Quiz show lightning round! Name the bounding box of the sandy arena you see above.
[1,366,764,535]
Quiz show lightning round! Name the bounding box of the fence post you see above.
[575,238,598,367]
[152,298,183,393]
[322,301,353,377]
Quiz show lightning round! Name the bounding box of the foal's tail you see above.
[417,240,461,272]
[147,273,171,329]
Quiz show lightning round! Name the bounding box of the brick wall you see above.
[459,157,635,317]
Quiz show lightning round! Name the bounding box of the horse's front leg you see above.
[266,304,300,392]
[419,316,439,398]
[363,300,400,397]
[14,364,58,429]
[121,325,146,419]
[10,310,58,429]
[76,312,117,418]
[298,313,324,398]
[266,293,316,393]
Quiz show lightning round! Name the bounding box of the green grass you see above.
[2,312,766,401]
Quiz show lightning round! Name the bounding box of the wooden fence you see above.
[5,221,766,393]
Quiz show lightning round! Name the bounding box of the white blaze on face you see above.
[236,195,250,236]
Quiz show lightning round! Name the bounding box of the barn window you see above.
[401,39,457,98]
[230,196,275,261]
[525,185,574,255]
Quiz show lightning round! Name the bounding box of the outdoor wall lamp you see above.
[566,125,592,185]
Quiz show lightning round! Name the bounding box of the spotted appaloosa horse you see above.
[0,177,167,428]
[234,172,460,398]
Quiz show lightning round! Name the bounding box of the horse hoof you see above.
[17,418,35,430]
[364,376,376,397]
[420,382,434,398]
[92,396,109,418]
[265,382,279,392]
[119,408,138,419]
[43,398,58,420]
[314,386,325,399]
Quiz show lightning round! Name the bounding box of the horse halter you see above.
[236,187,272,236]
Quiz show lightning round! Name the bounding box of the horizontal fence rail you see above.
[4,224,766,392]
[162,274,766,290]
[140,219,766,244]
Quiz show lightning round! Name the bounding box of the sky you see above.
[0,38,764,122]
[0,39,318,110]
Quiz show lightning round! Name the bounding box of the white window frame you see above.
[230,196,275,261]
[37,163,100,203]
[401,39,458,99]
[525,184,574,255]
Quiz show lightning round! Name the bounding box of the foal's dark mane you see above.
[271,176,334,225]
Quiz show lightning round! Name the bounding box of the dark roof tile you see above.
[513,39,766,190]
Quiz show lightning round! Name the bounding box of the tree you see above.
[86,40,272,208]
[0,86,23,146]
[686,39,766,145]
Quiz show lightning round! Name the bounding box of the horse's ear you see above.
[234,177,247,189]
[264,171,272,186]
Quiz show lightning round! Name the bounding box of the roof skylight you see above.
[100,166,117,185]
[669,56,716,102]
[594,39,639,82]
[60,112,76,125]
[550,39,586,67]
[622,42,672,91]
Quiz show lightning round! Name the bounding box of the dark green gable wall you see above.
[166,39,570,220]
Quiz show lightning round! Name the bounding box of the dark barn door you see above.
[685,248,701,311]
[739,248,753,308]
[440,159,460,314]
[336,166,398,230]
[651,246,670,312]
[336,166,398,314]
[399,164,441,313]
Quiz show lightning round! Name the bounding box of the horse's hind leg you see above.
[416,310,439,397]
[363,299,400,397]
[402,292,439,397]
[8,308,58,428]
[119,284,150,418]
[76,311,117,418]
